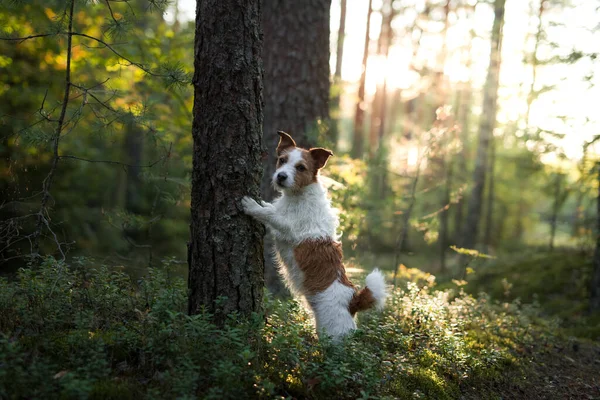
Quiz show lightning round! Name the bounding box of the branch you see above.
[71,32,163,77]
[104,0,120,25]
[0,33,56,43]
[59,154,168,169]
[32,0,76,256]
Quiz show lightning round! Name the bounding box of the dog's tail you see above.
[349,269,387,315]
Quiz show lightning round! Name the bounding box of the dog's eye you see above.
[278,157,286,164]
[296,164,306,172]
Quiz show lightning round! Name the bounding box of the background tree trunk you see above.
[590,162,600,312]
[483,137,496,252]
[549,173,564,252]
[124,115,143,214]
[261,0,331,296]
[188,0,265,322]
[334,0,347,80]
[351,0,373,158]
[368,0,395,158]
[330,0,347,150]
[461,0,505,252]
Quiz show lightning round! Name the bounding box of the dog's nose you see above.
[277,172,288,183]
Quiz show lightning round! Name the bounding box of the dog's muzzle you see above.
[276,172,288,185]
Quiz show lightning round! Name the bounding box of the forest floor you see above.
[462,340,600,399]
[1,249,599,399]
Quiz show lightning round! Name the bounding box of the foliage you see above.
[0,1,194,269]
[0,257,558,399]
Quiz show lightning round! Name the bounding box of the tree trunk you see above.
[549,173,563,252]
[261,0,331,296]
[589,162,600,312]
[573,142,589,238]
[453,79,473,239]
[368,0,395,157]
[334,0,347,80]
[351,0,373,158]
[461,0,505,251]
[124,115,143,214]
[525,0,546,127]
[483,137,496,251]
[440,151,453,273]
[188,0,265,322]
[437,0,452,271]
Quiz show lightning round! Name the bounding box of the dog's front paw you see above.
[241,196,262,216]
[260,200,275,210]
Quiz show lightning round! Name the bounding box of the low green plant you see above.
[0,257,553,399]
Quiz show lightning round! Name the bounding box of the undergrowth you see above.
[462,250,600,340]
[0,257,553,399]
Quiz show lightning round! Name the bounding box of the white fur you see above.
[365,269,387,310]
[242,181,339,244]
[307,280,357,340]
[242,177,387,340]
[272,148,304,189]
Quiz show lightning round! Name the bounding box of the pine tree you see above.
[261,0,331,295]
[461,0,505,252]
[188,0,265,321]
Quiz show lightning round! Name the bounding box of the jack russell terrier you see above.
[242,131,387,340]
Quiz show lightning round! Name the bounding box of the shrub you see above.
[0,258,548,399]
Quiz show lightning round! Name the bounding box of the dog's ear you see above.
[310,148,333,170]
[276,131,296,154]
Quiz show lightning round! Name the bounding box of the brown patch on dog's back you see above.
[293,239,355,295]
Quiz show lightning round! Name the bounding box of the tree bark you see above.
[351,0,373,158]
[334,0,347,80]
[461,0,505,251]
[549,173,563,252]
[525,0,546,127]
[124,115,143,214]
[590,162,600,312]
[368,0,396,158]
[261,0,331,296]
[483,137,496,251]
[188,0,265,322]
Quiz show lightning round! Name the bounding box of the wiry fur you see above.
[242,131,387,340]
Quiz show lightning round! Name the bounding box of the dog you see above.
[242,131,387,340]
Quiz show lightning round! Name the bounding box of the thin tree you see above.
[330,0,347,149]
[188,0,265,321]
[525,0,547,127]
[461,0,505,252]
[436,0,452,271]
[483,136,497,251]
[260,0,331,295]
[334,0,347,80]
[513,0,546,241]
[548,172,569,252]
[368,0,396,158]
[351,0,374,158]
[590,162,600,312]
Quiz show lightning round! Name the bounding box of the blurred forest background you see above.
[2,0,600,398]
[1,0,600,311]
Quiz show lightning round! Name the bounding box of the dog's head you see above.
[272,131,333,192]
